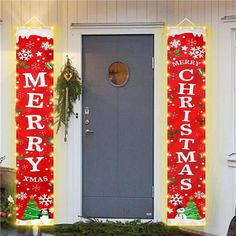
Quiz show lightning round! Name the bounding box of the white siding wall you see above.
[1,1,236,235]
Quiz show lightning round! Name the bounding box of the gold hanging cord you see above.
[176,18,196,28]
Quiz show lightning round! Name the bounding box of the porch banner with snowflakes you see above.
[167,27,206,225]
[16,27,54,225]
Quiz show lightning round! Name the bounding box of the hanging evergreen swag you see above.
[55,56,82,142]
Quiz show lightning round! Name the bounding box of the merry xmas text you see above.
[19,72,51,181]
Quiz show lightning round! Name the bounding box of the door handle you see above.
[85,129,94,134]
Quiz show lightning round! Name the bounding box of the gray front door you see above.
[82,35,154,219]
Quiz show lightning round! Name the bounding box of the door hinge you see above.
[152,186,154,198]
[152,57,155,69]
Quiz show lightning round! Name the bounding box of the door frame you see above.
[68,25,166,222]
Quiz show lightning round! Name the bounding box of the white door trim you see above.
[70,22,165,29]
[0,22,2,165]
[68,26,166,222]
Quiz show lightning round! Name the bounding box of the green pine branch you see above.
[55,59,82,134]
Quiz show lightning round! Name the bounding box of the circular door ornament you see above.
[108,61,129,87]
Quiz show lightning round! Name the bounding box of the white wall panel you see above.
[69,0,78,25]
[177,0,186,22]
[207,1,219,234]
[147,1,157,22]
[117,1,127,23]
[126,1,136,23]
[11,1,21,26]
[183,0,192,21]
[30,1,40,23]
[77,0,88,23]
[107,1,116,23]
[234,0,236,14]
[1,1,14,169]
[226,0,234,16]
[55,0,70,224]
[195,1,204,24]
[0,1,2,20]
[190,0,198,23]
[21,0,30,23]
[205,1,212,25]
[156,1,167,22]
[39,1,49,25]
[166,1,176,23]
[88,1,96,23]
[48,0,58,25]
[0,3,2,165]
[97,1,107,23]
[137,1,147,22]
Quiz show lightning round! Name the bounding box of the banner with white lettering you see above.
[167,28,206,225]
[16,28,54,225]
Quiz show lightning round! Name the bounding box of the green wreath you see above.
[55,56,82,141]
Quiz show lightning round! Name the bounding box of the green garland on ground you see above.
[1,219,205,236]
[55,56,82,141]
[39,220,199,236]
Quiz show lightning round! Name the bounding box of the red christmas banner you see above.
[167,27,206,225]
[16,28,54,225]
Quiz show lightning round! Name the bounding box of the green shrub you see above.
[40,219,186,236]
[0,184,15,224]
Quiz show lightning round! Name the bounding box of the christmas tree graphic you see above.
[185,198,201,220]
[22,197,40,220]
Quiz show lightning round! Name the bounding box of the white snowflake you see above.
[38,194,52,206]
[17,203,23,208]
[194,132,201,138]
[169,193,183,206]
[169,165,178,173]
[26,41,35,48]
[32,184,40,192]
[170,72,178,80]
[22,164,29,170]
[187,38,197,47]
[189,46,205,59]
[199,202,205,210]
[169,185,178,193]
[197,144,204,151]
[16,91,24,99]
[41,42,52,50]
[17,192,27,200]
[43,116,52,123]
[170,39,181,48]
[18,139,25,145]
[194,191,204,199]
[181,45,188,51]
[25,108,33,114]
[39,130,47,136]
[171,112,179,120]
[17,49,33,61]
[32,62,41,71]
